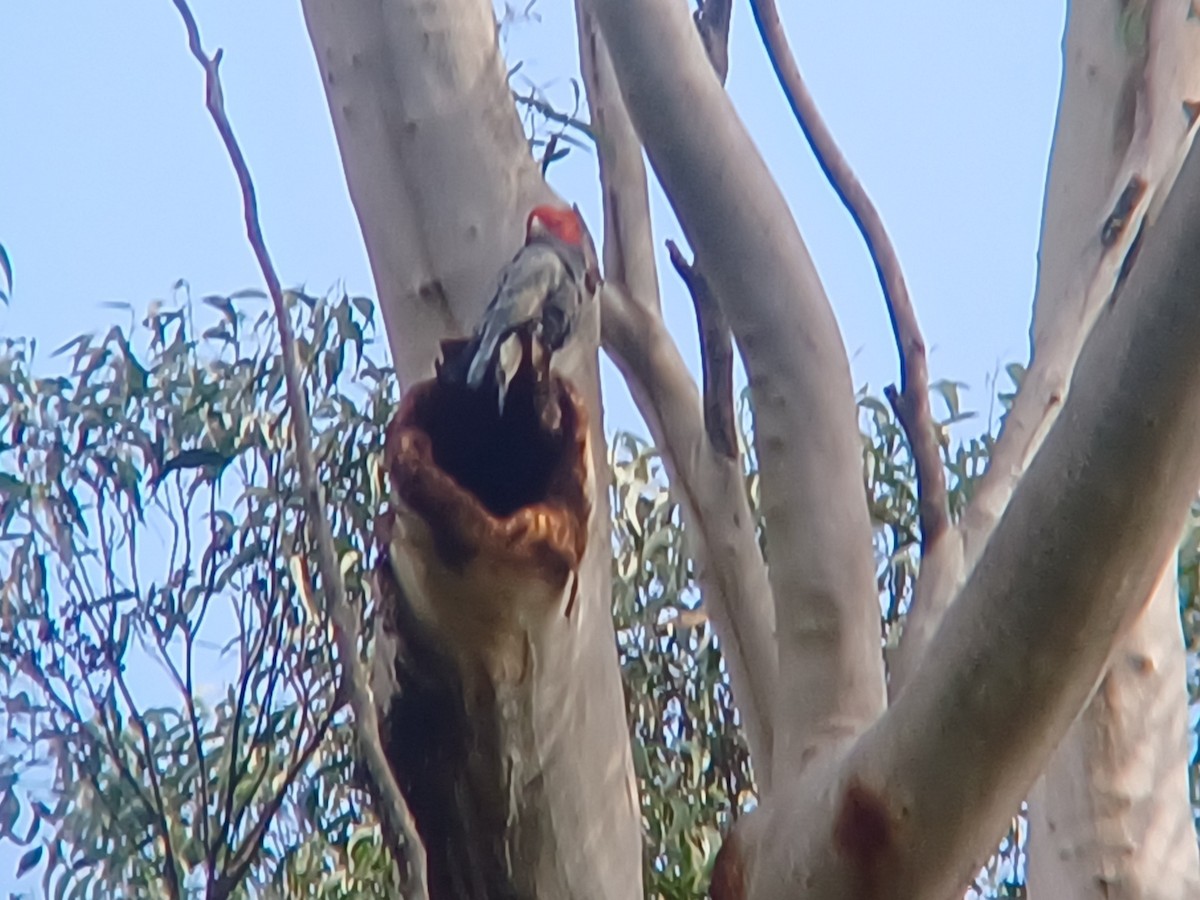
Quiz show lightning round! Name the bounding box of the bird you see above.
[456,204,599,416]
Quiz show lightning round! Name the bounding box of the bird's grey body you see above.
[464,234,590,412]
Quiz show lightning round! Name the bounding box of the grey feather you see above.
[464,243,569,390]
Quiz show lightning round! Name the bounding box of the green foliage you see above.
[610,433,748,896]
[0,285,400,898]
[0,286,1194,900]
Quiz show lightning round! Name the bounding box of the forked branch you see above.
[735,131,1200,900]
[750,0,949,548]
[168,3,427,896]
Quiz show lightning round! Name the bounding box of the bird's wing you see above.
[466,246,567,389]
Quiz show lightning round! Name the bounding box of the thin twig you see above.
[210,707,337,900]
[68,568,184,899]
[749,0,949,548]
[667,240,737,459]
[168,3,428,897]
[541,132,563,177]
[513,92,596,142]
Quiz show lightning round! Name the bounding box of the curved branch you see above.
[744,133,1200,899]
[895,0,1200,696]
[591,0,885,776]
[961,0,1200,567]
[169,4,427,896]
[750,0,947,549]
[578,0,778,782]
[602,283,778,786]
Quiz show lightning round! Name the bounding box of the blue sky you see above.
[0,1,1065,433]
[0,1,1065,891]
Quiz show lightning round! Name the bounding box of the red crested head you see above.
[526,204,584,247]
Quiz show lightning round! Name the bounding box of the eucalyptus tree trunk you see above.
[300,0,1200,897]
[301,2,640,897]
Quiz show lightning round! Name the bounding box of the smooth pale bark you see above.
[589,0,885,781]
[302,2,642,896]
[964,0,1200,564]
[738,136,1200,899]
[1020,10,1200,891]
[890,4,1200,894]
[602,283,778,784]
[301,0,555,389]
[576,0,778,783]
[575,2,661,315]
[1028,563,1199,899]
[894,0,1200,684]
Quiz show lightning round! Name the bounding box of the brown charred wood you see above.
[366,340,602,898]
[369,557,522,900]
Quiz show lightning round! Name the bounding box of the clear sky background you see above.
[0,1,1065,891]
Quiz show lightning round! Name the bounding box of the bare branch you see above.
[514,92,596,143]
[593,0,885,774]
[168,4,427,896]
[666,240,737,460]
[750,0,948,549]
[593,0,885,777]
[961,2,1200,565]
[744,133,1200,899]
[894,0,1200,699]
[602,283,778,784]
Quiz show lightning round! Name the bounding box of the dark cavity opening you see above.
[416,344,569,519]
